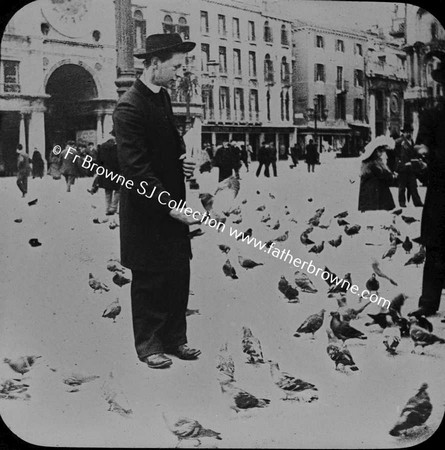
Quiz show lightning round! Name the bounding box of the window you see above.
[266,89,271,121]
[316,35,324,48]
[281,25,289,46]
[219,86,230,120]
[314,63,325,82]
[281,56,290,84]
[316,95,326,119]
[233,17,240,39]
[264,20,273,43]
[354,69,364,87]
[162,15,175,34]
[2,60,20,93]
[354,98,364,121]
[336,39,344,52]
[264,54,274,83]
[202,85,214,120]
[201,44,210,72]
[285,91,290,121]
[233,49,241,76]
[336,66,343,90]
[200,11,209,33]
[280,91,284,121]
[378,55,386,68]
[248,51,257,77]
[234,88,244,121]
[248,21,255,41]
[335,94,346,120]
[177,17,189,40]
[218,14,226,36]
[249,89,259,121]
[133,10,146,49]
[219,46,227,73]
[355,43,363,56]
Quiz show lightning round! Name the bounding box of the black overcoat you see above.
[96,138,121,191]
[416,103,445,251]
[113,79,191,271]
[358,163,396,212]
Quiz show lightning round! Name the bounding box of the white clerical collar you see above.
[139,76,162,94]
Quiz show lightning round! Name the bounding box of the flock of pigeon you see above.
[3,173,444,446]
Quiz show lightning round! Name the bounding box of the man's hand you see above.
[169,208,201,225]
[179,154,196,179]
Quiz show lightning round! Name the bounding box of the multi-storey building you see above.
[291,20,368,155]
[198,0,294,157]
[401,5,445,137]
[364,29,407,139]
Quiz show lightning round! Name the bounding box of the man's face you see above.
[154,53,185,88]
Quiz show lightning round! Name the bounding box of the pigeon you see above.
[326,330,359,371]
[218,244,231,254]
[365,313,393,329]
[349,179,356,184]
[278,276,289,295]
[365,273,380,294]
[109,220,119,230]
[389,383,432,436]
[200,176,239,222]
[0,379,30,400]
[383,330,401,355]
[293,309,325,338]
[307,197,313,202]
[93,218,101,224]
[327,273,352,296]
[392,208,403,216]
[260,213,271,223]
[401,215,419,225]
[14,218,22,223]
[389,233,403,246]
[256,190,260,195]
[344,224,361,236]
[186,308,200,316]
[223,259,238,279]
[337,218,349,226]
[323,266,338,287]
[389,293,407,317]
[409,317,445,352]
[328,235,342,248]
[163,413,221,446]
[106,259,125,273]
[268,361,318,401]
[382,242,397,260]
[402,237,413,254]
[219,379,270,412]
[416,316,433,333]
[334,211,348,219]
[237,228,252,241]
[214,175,240,198]
[308,216,320,227]
[3,356,41,376]
[238,256,264,269]
[229,206,241,216]
[274,230,289,242]
[283,284,299,303]
[405,246,426,267]
[112,272,131,287]
[63,373,100,387]
[300,232,315,246]
[102,298,122,323]
[188,228,204,239]
[89,273,110,293]
[318,219,332,229]
[294,271,318,293]
[338,302,371,322]
[199,159,213,174]
[232,216,242,224]
[216,342,235,382]
[269,193,275,199]
[290,218,298,224]
[272,220,280,230]
[309,241,324,254]
[256,205,266,211]
[242,327,264,364]
[101,372,132,417]
[372,259,398,286]
[29,238,42,247]
[27,198,38,206]
[330,311,367,343]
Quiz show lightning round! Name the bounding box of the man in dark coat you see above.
[213,141,238,182]
[255,142,270,177]
[268,142,278,177]
[305,139,318,173]
[113,34,201,369]
[96,137,120,215]
[289,143,299,168]
[409,60,445,318]
[60,141,79,192]
[394,124,423,207]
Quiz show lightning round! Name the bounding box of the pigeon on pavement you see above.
[102,298,122,323]
[365,273,380,294]
[219,379,270,413]
[330,311,367,343]
[112,272,131,287]
[89,273,110,293]
[3,355,41,376]
[326,330,359,371]
[242,327,265,364]
[218,244,231,254]
[328,235,342,248]
[294,271,318,293]
[293,309,325,338]
[223,259,238,279]
[405,247,426,267]
[409,317,445,353]
[402,237,413,254]
[238,256,264,269]
[216,342,235,382]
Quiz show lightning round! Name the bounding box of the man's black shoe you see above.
[143,353,172,368]
[408,307,437,318]
[165,345,201,360]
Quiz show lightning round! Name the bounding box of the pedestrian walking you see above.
[213,141,238,182]
[268,142,278,177]
[305,139,318,173]
[358,135,396,212]
[31,148,44,178]
[113,33,201,369]
[409,59,445,318]
[394,124,423,207]
[96,137,120,215]
[16,144,31,197]
[255,142,270,177]
[60,141,79,192]
[229,140,242,178]
[48,144,62,180]
[289,143,299,168]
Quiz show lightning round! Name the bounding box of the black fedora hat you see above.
[135,33,196,59]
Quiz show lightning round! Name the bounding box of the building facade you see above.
[291,21,368,156]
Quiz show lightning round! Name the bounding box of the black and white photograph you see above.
[1,0,445,447]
